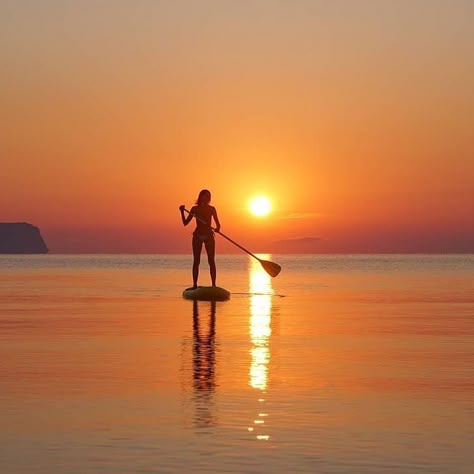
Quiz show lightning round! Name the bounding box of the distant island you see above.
[0,223,49,254]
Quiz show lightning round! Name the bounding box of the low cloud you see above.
[271,236,322,252]
[279,212,322,220]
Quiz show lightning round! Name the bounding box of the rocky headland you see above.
[0,223,49,253]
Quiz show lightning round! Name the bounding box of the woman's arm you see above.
[212,207,221,233]
[179,205,195,226]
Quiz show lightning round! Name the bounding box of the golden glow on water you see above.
[249,257,272,391]
[2,255,473,472]
[249,347,269,390]
[248,256,273,440]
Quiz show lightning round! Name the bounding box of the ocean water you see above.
[1,254,473,474]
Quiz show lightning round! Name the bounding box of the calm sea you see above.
[1,254,473,474]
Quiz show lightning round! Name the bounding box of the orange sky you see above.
[1,1,473,253]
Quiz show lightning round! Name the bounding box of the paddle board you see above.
[182,286,230,301]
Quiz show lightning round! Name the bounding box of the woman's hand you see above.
[179,205,185,212]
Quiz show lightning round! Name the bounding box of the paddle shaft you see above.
[182,207,263,263]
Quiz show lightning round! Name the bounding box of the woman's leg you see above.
[192,236,203,288]
[205,237,216,286]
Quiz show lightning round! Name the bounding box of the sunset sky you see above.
[2,0,473,253]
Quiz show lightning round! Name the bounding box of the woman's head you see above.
[196,189,211,205]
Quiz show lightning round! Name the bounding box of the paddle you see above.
[182,207,281,277]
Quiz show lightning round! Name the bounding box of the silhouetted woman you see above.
[180,189,221,288]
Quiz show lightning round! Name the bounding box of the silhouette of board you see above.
[182,286,230,301]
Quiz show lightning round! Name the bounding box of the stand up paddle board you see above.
[182,286,230,301]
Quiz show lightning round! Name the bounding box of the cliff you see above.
[0,223,49,254]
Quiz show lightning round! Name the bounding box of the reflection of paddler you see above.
[179,189,221,289]
[192,300,217,427]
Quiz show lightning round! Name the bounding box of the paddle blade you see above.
[261,259,282,277]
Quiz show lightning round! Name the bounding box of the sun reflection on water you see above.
[248,255,273,440]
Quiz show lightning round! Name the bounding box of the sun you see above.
[249,196,272,217]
